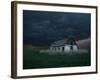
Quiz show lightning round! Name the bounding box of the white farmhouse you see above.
[50,38,78,52]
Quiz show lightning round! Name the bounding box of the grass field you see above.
[23,48,91,69]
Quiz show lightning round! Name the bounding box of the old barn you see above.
[50,38,78,52]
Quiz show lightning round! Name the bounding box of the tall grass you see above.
[23,48,91,69]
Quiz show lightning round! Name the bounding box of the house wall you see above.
[64,45,78,52]
[50,45,78,52]
[64,45,71,52]
[50,47,62,52]
[73,45,78,51]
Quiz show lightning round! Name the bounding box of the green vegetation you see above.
[23,48,91,69]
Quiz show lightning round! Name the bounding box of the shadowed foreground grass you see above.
[23,48,91,69]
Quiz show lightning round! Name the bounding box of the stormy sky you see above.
[23,10,91,46]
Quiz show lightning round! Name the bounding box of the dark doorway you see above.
[62,47,64,51]
[70,45,73,51]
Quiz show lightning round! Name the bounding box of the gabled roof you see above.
[50,38,77,47]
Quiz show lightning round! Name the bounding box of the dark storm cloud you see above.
[23,10,91,46]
